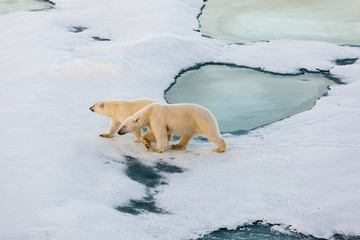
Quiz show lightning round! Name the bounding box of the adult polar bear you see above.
[90,99,156,142]
[118,103,227,153]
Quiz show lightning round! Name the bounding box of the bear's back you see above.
[149,103,217,135]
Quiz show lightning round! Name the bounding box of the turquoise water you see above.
[198,0,360,45]
[165,65,334,133]
[0,0,54,15]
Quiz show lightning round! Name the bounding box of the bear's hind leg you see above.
[213,138,227,153]
[205,133,227,153]
[171,135,193,150]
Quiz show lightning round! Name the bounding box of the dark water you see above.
[197,222,360,240]
[334,58,358,66]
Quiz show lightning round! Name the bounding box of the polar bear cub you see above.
[118,103,227,153]
[90,98,155,142]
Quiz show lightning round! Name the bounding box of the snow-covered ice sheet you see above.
[0,0,359,239]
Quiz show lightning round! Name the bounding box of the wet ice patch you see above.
[335,58,359,66]
[198,0,360,45]
[0,0,54,15]
[115,155,184,215]
[116,195,167,215]
[165,64,336,133]
[92,36,111,42]
[69,26,88,33]
[68,27,111,41]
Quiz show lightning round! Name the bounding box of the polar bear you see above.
[90,98,156,142]
[118,103,227,153]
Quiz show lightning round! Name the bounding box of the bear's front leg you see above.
[132,129,142,143]
[167,133,173,143]
[100,118,121,138]
[142,138,151,150]
[148,147,165,153]
[149,127,168,153]
[141,128,155,150]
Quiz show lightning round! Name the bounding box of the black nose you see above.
[90,107,94,112]
[117,128,125,135]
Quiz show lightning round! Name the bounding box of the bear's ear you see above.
[133,117,139,123]
[99,103,104,108]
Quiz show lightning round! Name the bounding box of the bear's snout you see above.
[90,105,95,112]
[117,126,127,135]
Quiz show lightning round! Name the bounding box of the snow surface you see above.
[0,0,360,239]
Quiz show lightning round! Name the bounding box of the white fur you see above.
[90,98,155,142]
[118,103,227,153]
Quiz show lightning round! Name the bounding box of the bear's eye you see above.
[133,117,139,123]
[99,103,104,108]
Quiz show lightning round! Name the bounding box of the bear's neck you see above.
[114,104,128,121]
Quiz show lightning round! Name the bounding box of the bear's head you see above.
[90,101,115,117]
[118,113,145,135]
